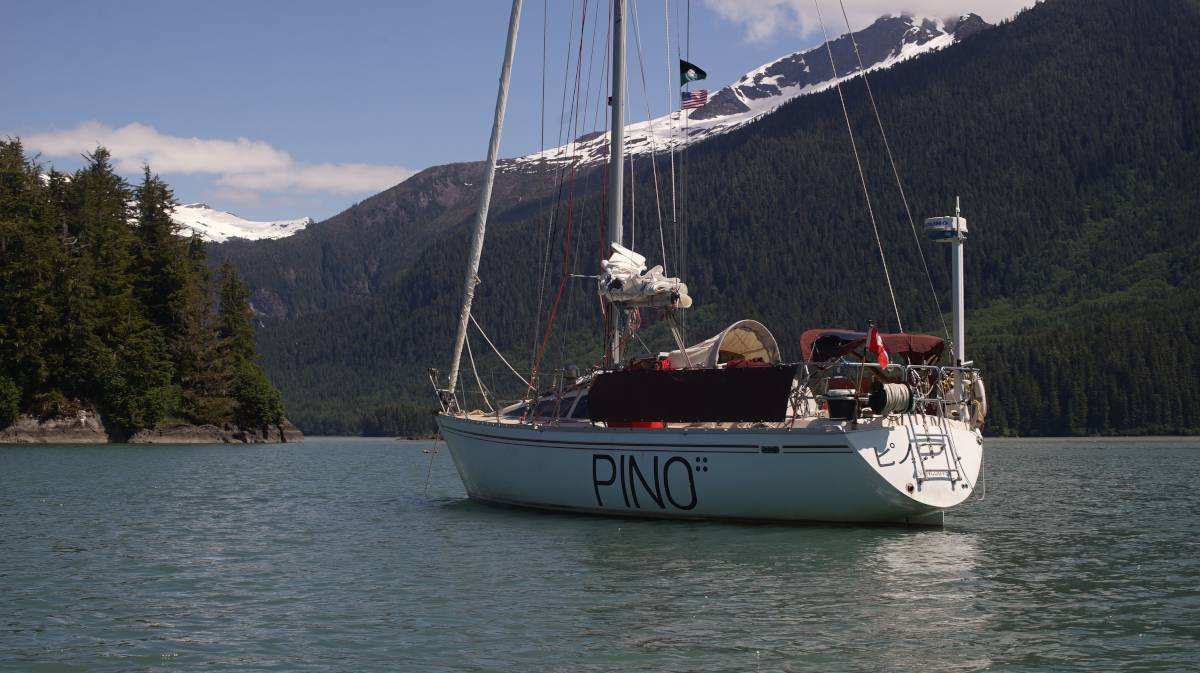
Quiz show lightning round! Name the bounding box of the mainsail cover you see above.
[598,242,693,308]
[663,319,781,369]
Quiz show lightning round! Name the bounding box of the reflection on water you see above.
[2,438,1199,672]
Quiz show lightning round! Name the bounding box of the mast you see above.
[447,0,523,397]
[606,0,627,366]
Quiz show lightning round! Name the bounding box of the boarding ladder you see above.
[903,416,971,490]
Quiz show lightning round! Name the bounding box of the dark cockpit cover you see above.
[799,329,945,365]
[588,364,799,423]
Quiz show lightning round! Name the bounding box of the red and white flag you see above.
[868,325,889,369]
[681,89,708,109]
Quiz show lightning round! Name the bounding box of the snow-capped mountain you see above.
[171,203,313,243]
[508,13,989,170]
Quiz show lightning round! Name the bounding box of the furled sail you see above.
[598,242,693,308]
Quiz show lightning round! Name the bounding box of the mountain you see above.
[217,0,1200,437]
[171,203,312,243]
[212,13,991,324]
[511,13,990,170]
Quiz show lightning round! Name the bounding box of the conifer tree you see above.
[0,140,61,401]
[175,239,235,424]
[217,261,283,429]
[218,261,256,362]
[134,167,191,340]
[61,149,173,430]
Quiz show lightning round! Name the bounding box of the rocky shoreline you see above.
[0,409,304,444]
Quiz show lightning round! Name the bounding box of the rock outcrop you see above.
[127,420,305,444]
[0,407,305,445]
[0,408,108,443]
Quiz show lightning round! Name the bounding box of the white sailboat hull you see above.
[436,413,983,525]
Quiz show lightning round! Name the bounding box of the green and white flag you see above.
[680,59,707,86]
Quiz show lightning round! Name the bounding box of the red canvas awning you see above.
[799,329,945,365]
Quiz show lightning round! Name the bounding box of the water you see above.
[2,437,1198,672]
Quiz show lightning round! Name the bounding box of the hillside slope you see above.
[233,0,1200,436]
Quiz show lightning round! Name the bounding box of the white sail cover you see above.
[598,242,693,308]
[664,319,781,369]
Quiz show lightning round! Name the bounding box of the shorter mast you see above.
[447,0,523,397]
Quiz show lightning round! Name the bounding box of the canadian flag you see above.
[868,325,889,369]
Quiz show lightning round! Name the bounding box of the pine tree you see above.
[133,167,191,341]
[60,149,174,431]
[175,239,235,425]
[217,261,283,429]
[0,140,61,402]
[217,261,256,362]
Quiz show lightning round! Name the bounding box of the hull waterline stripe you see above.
[440,423,851,452]
[466,494,939,526]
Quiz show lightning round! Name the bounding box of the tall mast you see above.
[447,0,523,397]
[606,0,627,366]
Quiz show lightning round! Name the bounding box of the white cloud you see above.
[208,187,263,206]
[703,0,1036,42]
[217,162,415,195]
[20,121,415,199]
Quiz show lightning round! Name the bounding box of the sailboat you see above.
[431,0,986,526]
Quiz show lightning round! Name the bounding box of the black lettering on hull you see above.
[593,453,699,511]
[592,454,616,506]
[628,455,665,509]
[663,456,698,510]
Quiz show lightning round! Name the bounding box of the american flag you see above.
[681,89,708,109]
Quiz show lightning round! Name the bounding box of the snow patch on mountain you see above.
[505,14,988,172]
[171,203,313,243]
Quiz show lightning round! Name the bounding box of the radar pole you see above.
[952,196,965,367]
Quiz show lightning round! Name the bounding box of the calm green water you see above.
[1,437,1198,672]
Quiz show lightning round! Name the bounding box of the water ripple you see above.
[2,437,1198,672]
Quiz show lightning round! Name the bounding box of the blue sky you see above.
[2,0,1027,221]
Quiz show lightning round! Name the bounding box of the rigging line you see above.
[471,314,531,388]
[680,0,691,332]
[560,0,605,365]
[555,0,580,147]
[595,6,613,363]
[465,331,495,412]
[532,0,590,386]
[421,428,441,497]
[665,0,679,267]
[632,329,654,357]
[813,0,904,333]
[628,75,635,251]
[836,0,949,341]
[630,0,669,268]
[581,0,605,134]
[541,0,547,155]
[531,0,551,372]
[532,0,581,371]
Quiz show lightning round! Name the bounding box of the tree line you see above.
[221,0,1200,436]
[0,141,283,435]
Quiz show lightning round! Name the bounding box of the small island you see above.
[0,141,301,444]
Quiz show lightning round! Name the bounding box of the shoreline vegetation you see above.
[0,141,299,444]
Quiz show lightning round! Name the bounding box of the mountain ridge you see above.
[219,0,1200,436]
[172,203,312,243]
[212,12,990,321]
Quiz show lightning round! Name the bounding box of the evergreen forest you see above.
[0,142,284,437]
[209,0,1200,437]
